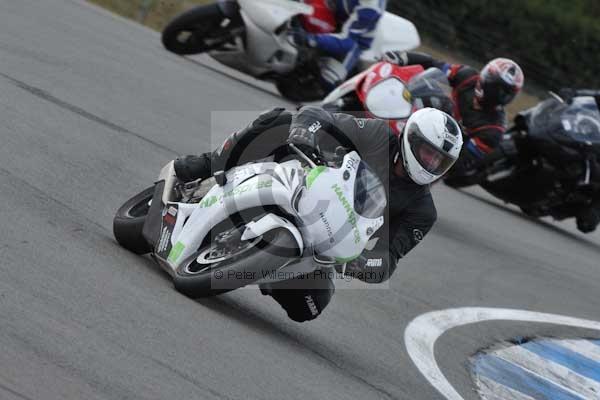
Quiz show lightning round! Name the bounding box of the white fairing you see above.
[241,213,303,253]
[158,151,385,276]
[234,0,313,74]
[211,2,420,79]
[365,79,412,119]
[166,160,304,269]
[361,12,421,63]
[321,69,369,105]
[296,152,384,263]
[238,0,313,32]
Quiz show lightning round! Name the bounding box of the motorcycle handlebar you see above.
[288,143,319,168]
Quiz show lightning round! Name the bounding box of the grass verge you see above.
[88,0,210,31]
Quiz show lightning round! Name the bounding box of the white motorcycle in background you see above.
[113,145,386,298]
[161,0,421,101]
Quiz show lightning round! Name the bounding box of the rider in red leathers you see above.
[383,51,525,181]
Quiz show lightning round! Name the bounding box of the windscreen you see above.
[558,96,600,145]
[354,162,387,218]
[407,68,454,115]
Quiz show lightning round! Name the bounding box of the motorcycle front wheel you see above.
[275,73,327,102]
[174,226,299,298]
[161,4,242,55]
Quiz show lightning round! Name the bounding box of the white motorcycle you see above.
[113,145,386,298]
[161,0,420,101]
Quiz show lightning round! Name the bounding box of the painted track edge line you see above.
[403,307,600,400]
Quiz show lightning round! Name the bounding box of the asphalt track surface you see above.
[1,1,600,399]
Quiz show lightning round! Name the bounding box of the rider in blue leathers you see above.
[296,0,386,90]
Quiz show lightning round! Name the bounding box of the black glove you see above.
[288,126,318,150]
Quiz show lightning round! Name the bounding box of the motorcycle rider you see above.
[293,0,386,91]
[382,51,524,181]
[174,106,462,322]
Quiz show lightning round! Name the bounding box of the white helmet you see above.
[401,108,463,185]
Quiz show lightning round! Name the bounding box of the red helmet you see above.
[476,58,524,107]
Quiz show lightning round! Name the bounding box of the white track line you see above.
[404,307,600,400]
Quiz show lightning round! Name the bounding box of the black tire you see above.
[520,205,541,217]
[275,74,326,102]
[113,186,154,255]
[161,4,242,55]
[174,228,299,298]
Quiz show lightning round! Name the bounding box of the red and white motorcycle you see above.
[320,61,455,135]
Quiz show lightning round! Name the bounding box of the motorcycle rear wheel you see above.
[161,4,242,55]
[113,186,154,255]
[174,226,299,298]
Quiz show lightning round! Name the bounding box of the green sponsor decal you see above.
[306,166,327,189]
[335,254,360,264]
[331,183,361,244]
[168,241,185,262]
[222,179,272,198]
[199,180,273,208]
[199,195,218,208]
